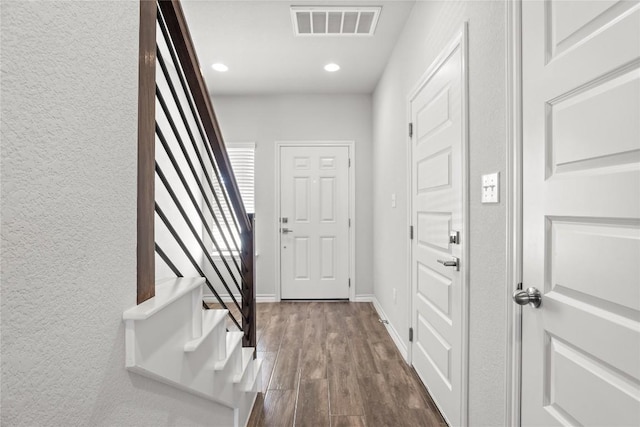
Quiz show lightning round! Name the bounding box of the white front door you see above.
[521,1,640,425]
[279,145,350,299]
[410,29,467,427]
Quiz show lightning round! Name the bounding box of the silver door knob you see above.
[281,228,294,234]
[437,257,459,271]
[512,287,541,308]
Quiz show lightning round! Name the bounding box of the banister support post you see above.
[137,0,157,304]
[241,214,256,356]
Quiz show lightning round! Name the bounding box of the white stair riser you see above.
[191,286,204,339]
[216,325,227,362]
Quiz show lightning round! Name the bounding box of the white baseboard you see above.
[256,294,276,303]
[371,297,409,362]
[203,294,277,304]
[203,294,241,305]
[354,294,374,302]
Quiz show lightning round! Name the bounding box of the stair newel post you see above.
[241,214,256,356]
[137,0,157,304]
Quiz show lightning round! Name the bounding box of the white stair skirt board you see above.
[123,277,261,426]
[372,297,409,362]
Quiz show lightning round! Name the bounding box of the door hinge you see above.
[348,158,351,167]
[409,122,413,138]
[348,218,351,227]
[410,225,414,240]
[348,278,351,288]
[409,327,414,342]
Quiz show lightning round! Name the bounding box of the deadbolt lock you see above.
[449,231,460,245]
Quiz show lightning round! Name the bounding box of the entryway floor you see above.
[247,301,447,427]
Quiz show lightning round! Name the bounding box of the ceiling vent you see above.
[291,6,382,37]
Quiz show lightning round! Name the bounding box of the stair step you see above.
[123,277,204,320]
[213,331,244,371]
[233,348,255,384]
[184,309,228,352]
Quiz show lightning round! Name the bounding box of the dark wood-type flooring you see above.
[246,302,447,427]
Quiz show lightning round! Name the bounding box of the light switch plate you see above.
[482,172,499,203]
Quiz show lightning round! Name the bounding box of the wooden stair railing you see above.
[137,0,157,305]
[137,0,256,351]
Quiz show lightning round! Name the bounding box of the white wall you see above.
[211,95,373,299]
[372,1,507,425]
[0,2,234,425]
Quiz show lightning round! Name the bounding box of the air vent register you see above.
[291,6,381,36]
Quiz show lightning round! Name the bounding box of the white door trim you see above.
[506,2,523,426]
[407,22,470,427]
[274,140,356,302]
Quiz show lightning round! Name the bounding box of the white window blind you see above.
[210,142,255,257]
[226,142,255,214]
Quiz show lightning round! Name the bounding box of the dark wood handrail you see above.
[157,0,251,235]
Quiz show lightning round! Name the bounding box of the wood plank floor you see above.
[246,302,447,427]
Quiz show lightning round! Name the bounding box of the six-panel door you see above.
[280,146,350,300]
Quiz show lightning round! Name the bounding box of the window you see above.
[226,142,255,214]
[210,142,255,258]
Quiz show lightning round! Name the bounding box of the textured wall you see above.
[212,94,374,298]
[372,1,507,425]
[1,2,233,425]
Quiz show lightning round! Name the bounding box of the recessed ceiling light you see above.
[211,63,229,72]
[324,63,340,72]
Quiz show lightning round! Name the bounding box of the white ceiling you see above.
[181,0,415,95]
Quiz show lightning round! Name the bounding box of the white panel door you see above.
[411,34,466,427]
[280,146,350,299]
[521,1,640,425]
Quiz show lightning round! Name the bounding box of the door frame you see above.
[274,141,356,302]
[505,1,523,426]
[406,22,470,427]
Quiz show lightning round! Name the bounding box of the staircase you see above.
[123,277,262,426]
[130,1,260,422]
